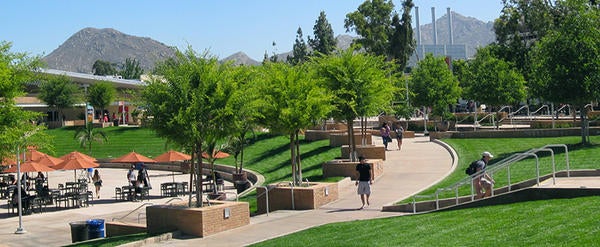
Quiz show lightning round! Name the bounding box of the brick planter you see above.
[146,201,249,237]
[329,133,372,147]
[340,145,386,160]
[305,129,345,141]
[256,182,338,214]
[322,159,384,180]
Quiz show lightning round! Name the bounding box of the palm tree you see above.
[74,123,108,155]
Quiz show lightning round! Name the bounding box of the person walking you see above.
[394,123,404,151]
[380,122,392,150]
[92,169,102,199]
[355,156,373,209]
[473,151,495,199]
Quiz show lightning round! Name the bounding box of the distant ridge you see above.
[43,13,494,74]
[43,27,176,74]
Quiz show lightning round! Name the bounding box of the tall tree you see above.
[410,54,461,120]
[92,60,117,76]
[463,47,526,108]
[530,0,600,144]
[38,74,81,125]
[143,48,236,207]
[312,48,394,161]
[257,62,333,185]
[344,0,395,57]
[308,11,336,56]
[0,41,48,168]
[493,0,558,80]
[287,27,309,65]
[87,81,116,122]
[119,57,144,79]
[388,0,415,71]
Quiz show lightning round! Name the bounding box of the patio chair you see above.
[115,187,123,201]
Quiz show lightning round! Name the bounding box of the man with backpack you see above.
[470,151,495,199]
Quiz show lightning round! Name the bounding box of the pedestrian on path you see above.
[394,123,404,151]
[380,122,392,150]
[355,156,373,209]
[92,169,102,198]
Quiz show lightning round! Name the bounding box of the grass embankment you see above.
[412,136,600,201]
[252,196,600,246]
[252,136,600,246]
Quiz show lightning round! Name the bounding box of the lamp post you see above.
[14,145,26,234]
[14,130,36,234]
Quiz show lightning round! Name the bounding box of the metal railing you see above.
[112,202,154,222]
[256,181,295,216]
[411,144,570,213]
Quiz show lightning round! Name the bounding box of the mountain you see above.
[416,12,495,57]
[44,13,494,74]
[43,27,176,74]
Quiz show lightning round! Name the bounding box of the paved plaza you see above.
[1,135,595,246]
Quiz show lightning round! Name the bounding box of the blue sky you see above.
[2,0,503,61]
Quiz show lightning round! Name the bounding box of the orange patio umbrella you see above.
[154,150,191,163]
[55,154,100,181]
[154,150,191,182]
[202,151,230,159]
[5,160,55,173]
[111,151,156,163]
[36,154,64,167]
[59,151,97,162]
[26,148,48,162]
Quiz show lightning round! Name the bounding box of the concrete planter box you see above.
[329,133,372,147]
[340,144,386,160]
[322,159,384,180]
[256,182,338,214]
[146,200,249,237]
[305,129,345,141]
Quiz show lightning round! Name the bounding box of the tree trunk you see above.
[580,105,589,145]
[295,130,302,185]
[347,118,356,162]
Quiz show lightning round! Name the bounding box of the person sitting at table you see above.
[11,185,31,214]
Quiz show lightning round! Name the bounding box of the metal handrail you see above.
[530,105,550,119]
[112,202,154,221]
[509,105,529,117]
[165,197,183,205]
[257,186,269,216]
[410,144,570,213]
[475,113,496,127]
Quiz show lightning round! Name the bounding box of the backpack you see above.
[465,160,479,176]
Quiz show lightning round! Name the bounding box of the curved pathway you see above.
[153,135,455,246]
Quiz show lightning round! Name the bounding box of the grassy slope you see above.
[253,136,600,246]
[252,196,600,246]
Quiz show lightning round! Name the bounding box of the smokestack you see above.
[415,6,421,45]
[447,8,453,45]
[431,7,437,50]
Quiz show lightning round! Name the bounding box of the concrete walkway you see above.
[148,136,456,246]
[0,136,455,247]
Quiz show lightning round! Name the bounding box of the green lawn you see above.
[251,196,600,246]
[411,136,600,202]
[252,135,600,246]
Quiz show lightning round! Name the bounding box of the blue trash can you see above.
[86,219,105,239]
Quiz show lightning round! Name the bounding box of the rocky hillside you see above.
[43,27,176,74]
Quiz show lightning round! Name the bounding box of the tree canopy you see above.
[308,11,336,56]
[38,74,81,124]
[87,81,116,122]
[410,54,461,119]
[530,0,600,144]
[0,41,48,165]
